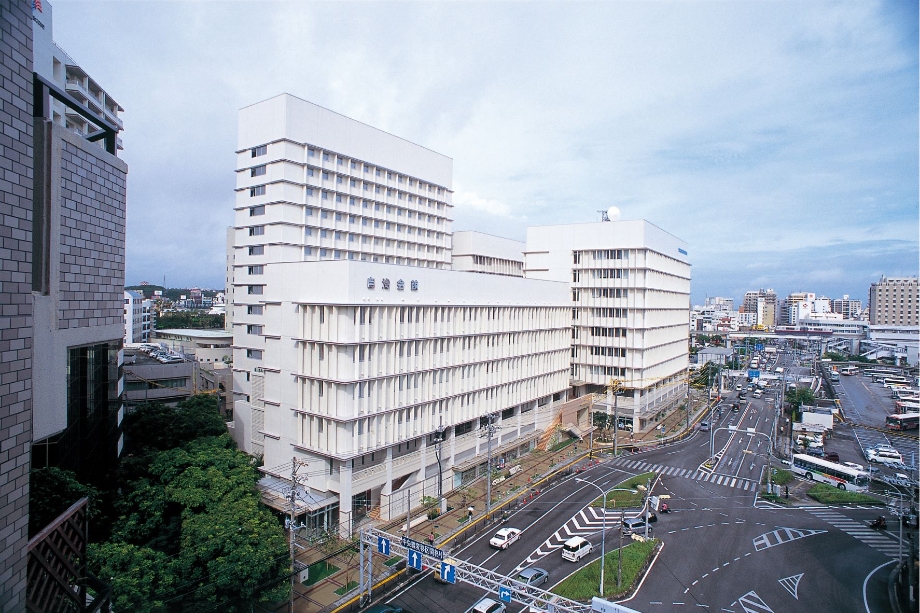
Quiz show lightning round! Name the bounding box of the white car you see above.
[489,527,522,549]
[842,461,865,471]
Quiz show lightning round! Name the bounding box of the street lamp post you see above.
[576,478,608,597]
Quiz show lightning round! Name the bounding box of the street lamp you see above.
[575,478,608,596]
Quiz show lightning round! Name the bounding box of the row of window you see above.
[591,327,627,337]
[248,143,446,196]
[573,249,629,263]
[587,346,628,357]
[590,308,628,318]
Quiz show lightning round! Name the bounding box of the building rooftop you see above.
[153,329,233,339]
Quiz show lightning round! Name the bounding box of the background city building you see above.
[124,289,153,344]
[742,288,777,328]
[868,276,919,326]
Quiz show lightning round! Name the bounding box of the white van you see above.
[561,536,593,562]
[868,449,903,465]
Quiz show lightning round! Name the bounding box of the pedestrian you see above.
[467,506,474,520]
[428,532,435,546]
[784,486,789,499]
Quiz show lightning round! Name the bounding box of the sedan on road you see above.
[516,567,549,588]
[489,527,522,549]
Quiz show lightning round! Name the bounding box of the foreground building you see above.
[1,1,125,607]
[524,221,691,430]
[229,95,571,531]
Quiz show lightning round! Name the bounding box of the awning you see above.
[256,474,339,514]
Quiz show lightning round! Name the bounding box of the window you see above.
[251,165,266,177]
[321,210,328,218]
[351,161,357,169]
[250,185,265,197]
[322,172,329,180]
[320,230,327,238]
[247,305,263,315]
[247,324,263,335]
[307,188,314,196]
[337,157,343,166]
[247,285,263,295]
[249,226,265,236]
[246,349,263,359]
[251,145,267,157]
[323,153,329,161]
[248,265,264,275]
[249,205,265,216]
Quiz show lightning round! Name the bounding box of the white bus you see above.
[840,366,859,376]
[790,454,870,492]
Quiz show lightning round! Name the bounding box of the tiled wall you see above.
[0,1,33,610]
[58,137,127,329]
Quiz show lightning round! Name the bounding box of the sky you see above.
[51,0,919,306]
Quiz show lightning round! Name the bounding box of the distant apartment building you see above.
[124,290,153,343]
[524,220,691,430]
[703,296,734,311]
[868,277,919,326]
[229,95,570,532]
[780,292,814,325]
[831,295,862,319]
[0,1,126,607]
[452,231,525,277]
[742,289,777,327]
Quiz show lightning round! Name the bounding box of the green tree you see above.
[87,542,175,612]
[29,467,100,537]
[124,395,227,454]
[155,311,224,330]
[823,351,846,362]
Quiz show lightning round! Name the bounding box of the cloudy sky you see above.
[52,0,918,305]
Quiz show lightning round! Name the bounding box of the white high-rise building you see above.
[230,96,571,533]
[524,220,691,430]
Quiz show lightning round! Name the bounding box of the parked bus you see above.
[892,388,919,400]
[790,454,869,491]
[895,400,920,414]
[886,413,920,431]
[840,366,859,376]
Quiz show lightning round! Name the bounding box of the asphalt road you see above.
[381,349,911,613]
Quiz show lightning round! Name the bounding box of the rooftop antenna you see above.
[599,206,621,222]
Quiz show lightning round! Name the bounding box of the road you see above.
[380,350,907,613]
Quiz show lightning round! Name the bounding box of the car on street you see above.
[516,567,549,588]
[365,605,406,613]
[699,421,709,431]
[561,536,594,561]
[622,516,654,535]
[466,597,506,613]
[843,461,865,471]
[489,527,522,549]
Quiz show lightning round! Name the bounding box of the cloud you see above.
[49,0,917,298]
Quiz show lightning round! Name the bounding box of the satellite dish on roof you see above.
[607,206,621,222]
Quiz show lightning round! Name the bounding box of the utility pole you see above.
[406,489,411,541]
[480,414,500,516]
[434,423,445,502]
[287,458,309,613]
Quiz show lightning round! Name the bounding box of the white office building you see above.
[524,220,691,430]
[230,96,570,533]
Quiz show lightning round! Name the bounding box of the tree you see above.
[87,542,175,613]
[29,467,100,537]
[155,311,224,330]
[124,395,227,454]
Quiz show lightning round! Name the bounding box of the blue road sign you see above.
[748,370,760,379]
[755,344,764,351]
[498,586,512,603]
[377,536,390,556]
[440,561,456,584]
[407,549,423,571]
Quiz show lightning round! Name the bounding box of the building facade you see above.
[742,289,777,328]
[124,289,153,344]
[524,220,691,430]
[0,1,35,606]
[230,97,571,532]
[831,295,862,319]
[868,277,919,326]
[452,231,525,277]
[30,0,128,487]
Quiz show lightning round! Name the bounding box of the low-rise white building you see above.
[151,329,233,366]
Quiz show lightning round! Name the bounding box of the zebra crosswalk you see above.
[806,508,902,557]
[516,505,614,570]
[609,458,760,492]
